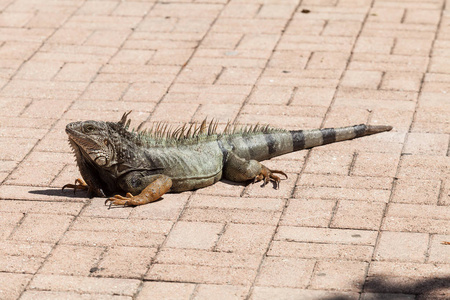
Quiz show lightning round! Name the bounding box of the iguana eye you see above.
[84,125,95,133]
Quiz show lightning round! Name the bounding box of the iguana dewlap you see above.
[63,112,392,207]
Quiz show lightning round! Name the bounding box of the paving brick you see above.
[39,244,104,276]
[331,200,386,230]
[428,234,450,263]
[137,282,195,300]
[341,70,383,89]
[403,133,450,156]
[165,221,224,250]
[375,231,429,262]
[95,246,157,278]
[181,207,282,225]
[29,274,140,296]
[147,264,257,286]
[304,150,354,175]
[307,52,350,70]
[194,284,249,300]
[275,226,377,245]
[61,230,166,248]
[268,240,373,261]
[20,291,132,300]
[380,71,423,92]
[351,152,400,177]
[256,257,315,288]
[11,213,73,243]
[353,36,394,54]
[310,261,368,291]
[251,287,358,300]
[392,179,441,204]
[281,199,335,227]
[156,248,262,269]
[0,273,32,300]
[383,203,450,234]
[290,87,336,107]
[398,155,450,180]
[216,223,276,254]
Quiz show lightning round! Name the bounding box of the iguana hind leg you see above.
[224,152,287,189]
[105,174,172,207]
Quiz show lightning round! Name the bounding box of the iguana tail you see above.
[229,124,393,162]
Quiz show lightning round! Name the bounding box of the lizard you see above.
[63,112,392,207]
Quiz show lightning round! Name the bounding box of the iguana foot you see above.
[105,175,172,207]
[254,166,288,189]
[62,178,89,194]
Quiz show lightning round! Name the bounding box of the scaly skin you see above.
[64,113,392,206]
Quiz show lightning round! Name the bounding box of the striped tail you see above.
[291,124,393,151]
[228,124,392,162]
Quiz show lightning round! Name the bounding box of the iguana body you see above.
[64,112,392,206]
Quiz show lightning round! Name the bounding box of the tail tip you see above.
[365,125,393,135]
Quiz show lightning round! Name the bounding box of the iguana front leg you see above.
[223,152,287,189]
[62,178,106,197]
[105,174,172,207]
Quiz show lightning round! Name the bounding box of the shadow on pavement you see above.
[324,276,450,300]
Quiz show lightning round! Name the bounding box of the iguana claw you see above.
[62,178,89,194]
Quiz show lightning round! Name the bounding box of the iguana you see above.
[63,112,392,206]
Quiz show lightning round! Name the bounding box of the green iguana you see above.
[63,112,392,206]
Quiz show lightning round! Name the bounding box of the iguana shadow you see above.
[323,275,450,300]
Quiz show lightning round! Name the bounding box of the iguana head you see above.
[65,120,115,167]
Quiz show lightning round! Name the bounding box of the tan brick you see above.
[403,133,450,155]
[11,213,73,243]
[322,20,362,37]
[307,52,350,70]
[393,178,441,205]
[310,261,368,291]
[380,72,423,92]
[61,230,166,248]
[404,9,441,25]
[165,221,224,250]
[147,264,256,286]
[331,200,386,230]
[256,257,315,288]
[375,231,429,262]
[0,273,32,300]
[353,36,394,54]
[428,234,450,263]
[367,7,405,23]
[39,245,104,276]
[276,226,377,245]
[352,152,400,177]
[398,155,450,180]
[251,287,358,300]
[268,240,373,261]
[137,282,195,300]
[216,223,276,254]
[281,199,335,227]
[393,38,433,56]
[304,150,354,175]
[29,274,140,296]
[195,284,249,300]
[341,70,382,89]
[95,246,157,278]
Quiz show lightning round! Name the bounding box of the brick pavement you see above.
[0,0,449,299]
